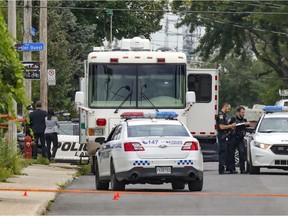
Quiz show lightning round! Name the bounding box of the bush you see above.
[0,139,22,177]
[76,164,91,176]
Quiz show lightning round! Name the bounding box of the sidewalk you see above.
[0,163,77,215]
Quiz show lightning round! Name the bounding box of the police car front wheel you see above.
[95,160,109,190]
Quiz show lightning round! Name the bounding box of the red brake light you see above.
[181,141,199,151]
[110,58,118,63]
[96,118,106,126]
[124,142,145,151]
[157,58,165,63]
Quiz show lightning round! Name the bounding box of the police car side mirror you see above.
[95,137,105,145]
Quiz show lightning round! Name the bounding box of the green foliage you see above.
[76,164,91,176]
[0,10,28,114]
[218,57,286,108]
[0,136,22,181]
[171,1,288,80]
[27,1,168,114]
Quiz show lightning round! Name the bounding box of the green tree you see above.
[30,1,168,114]
[0,7,27,115]
[171,1,288,80]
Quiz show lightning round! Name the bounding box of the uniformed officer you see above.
[228,106,253,174]
[216,103,236,174]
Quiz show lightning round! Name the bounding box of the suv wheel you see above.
[188,178,203,192]
[95,160,109,190]
[247,152,260,174]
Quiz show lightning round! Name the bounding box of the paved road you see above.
[47,162,288,215]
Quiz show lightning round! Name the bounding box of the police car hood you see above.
[255,133,288,145]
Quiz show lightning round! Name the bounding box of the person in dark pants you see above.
[44,108,60,161]
[228,106,253,174]
[216,103,236,174]
[29,101,47,159]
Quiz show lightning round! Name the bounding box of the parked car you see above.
[95,111,204,191]
[55,120,88,163]
[246,106,288,174]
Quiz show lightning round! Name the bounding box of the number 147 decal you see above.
[142,140,158,144]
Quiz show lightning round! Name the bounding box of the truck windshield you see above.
[88,64,186,108]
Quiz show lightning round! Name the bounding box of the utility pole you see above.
[164,16,169,48]
[39,0,48,110]
[23,0,32,103]
[106,9,113,49]
[8,0,17,148]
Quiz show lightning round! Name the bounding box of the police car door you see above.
[98,125,122,176]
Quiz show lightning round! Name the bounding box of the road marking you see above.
[1,188,288,197]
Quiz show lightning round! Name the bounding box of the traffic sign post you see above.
[48,69,56,86]
[22,61,41,80]
[17,42,44,51]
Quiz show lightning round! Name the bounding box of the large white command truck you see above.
[75,37,219,172]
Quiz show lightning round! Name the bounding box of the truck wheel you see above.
[188,178,203,192]
[110,163,125,191]
[95,160,109,190]
[171,181,185,190]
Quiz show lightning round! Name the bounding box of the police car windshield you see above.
[258,117,288,133]
[127,125,190,137]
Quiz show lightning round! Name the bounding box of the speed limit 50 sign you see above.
[48,69,56,86]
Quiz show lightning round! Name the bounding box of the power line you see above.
[2,5,288,15]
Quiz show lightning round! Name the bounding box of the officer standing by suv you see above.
[228,106,253,174]
[216,103,236,174]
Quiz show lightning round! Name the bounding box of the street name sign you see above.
[18,42,44,51]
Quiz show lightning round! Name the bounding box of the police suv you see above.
[246,106,288,174]
[94,111,204,191]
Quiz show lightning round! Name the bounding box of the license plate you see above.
[156,166,171,174]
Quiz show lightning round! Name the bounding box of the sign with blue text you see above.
[18,42,44,51]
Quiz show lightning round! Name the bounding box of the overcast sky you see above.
[150,13,183,52]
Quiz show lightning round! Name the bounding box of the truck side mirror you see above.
[186,91,196,106]
[75,91,84,108]
[95,137,105,144]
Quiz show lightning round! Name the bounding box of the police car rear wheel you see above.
[171,181,185,190]
[95,160,109,190]
[110,163,125,191]
[188,178,203,192]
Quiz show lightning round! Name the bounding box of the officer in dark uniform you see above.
[228,106,253,174]
[29,101,47,159]
[216,103,236,174]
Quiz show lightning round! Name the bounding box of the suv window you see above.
[258,117,288,133]
[127,124,189,137]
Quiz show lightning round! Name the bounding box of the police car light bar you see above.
[120,111,178,119]
[263,105,288,112]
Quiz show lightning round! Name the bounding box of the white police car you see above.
[94,111,204,191]
[246,106,288,174]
